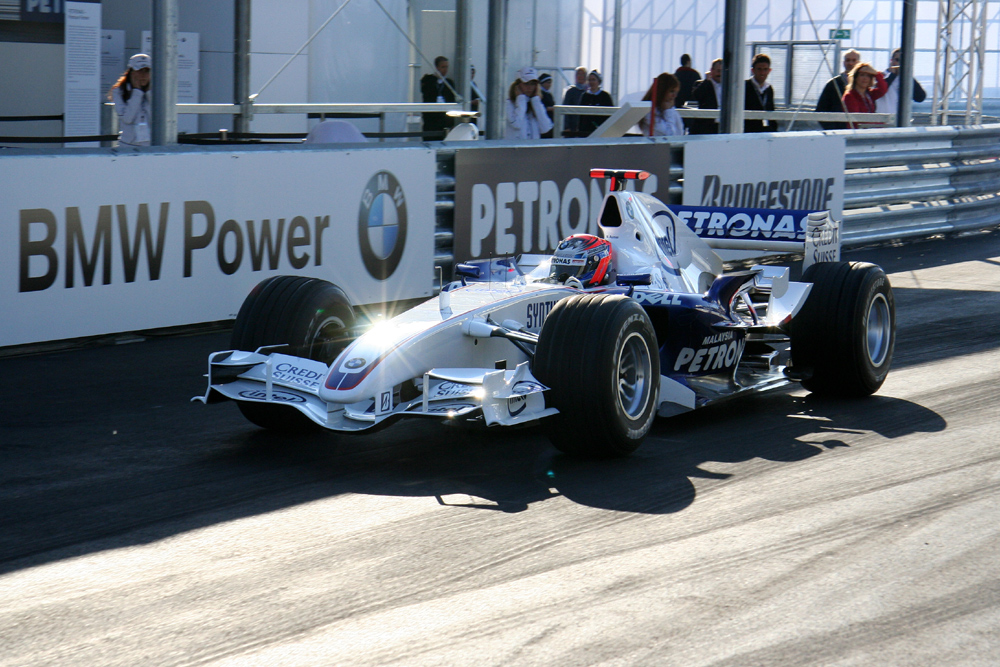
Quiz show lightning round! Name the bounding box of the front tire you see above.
[230,275,355,431]
[790,261,895,396]
[533,294,659,457]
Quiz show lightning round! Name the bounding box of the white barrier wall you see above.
[1,147,437,348]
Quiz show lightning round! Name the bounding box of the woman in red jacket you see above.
[841,63,888,128]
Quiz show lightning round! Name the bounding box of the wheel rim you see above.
[866,293,891,367]
[617,332,653,419]
[309,313,350,362]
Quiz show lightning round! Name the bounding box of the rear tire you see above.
[789,261,895,396]
[533,294,659,457]
[230,276,355,431]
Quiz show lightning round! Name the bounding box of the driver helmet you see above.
[548,234,613,287]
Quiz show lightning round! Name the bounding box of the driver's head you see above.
[548,234,613,287]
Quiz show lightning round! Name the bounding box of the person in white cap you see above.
[505,67,553,140]
[109,53,152,147]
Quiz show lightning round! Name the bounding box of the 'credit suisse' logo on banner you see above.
[358,170,407,280]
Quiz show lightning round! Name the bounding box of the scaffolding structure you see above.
[932,0,989,124]
[580,0,999,120]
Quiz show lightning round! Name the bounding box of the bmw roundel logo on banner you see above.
[358,170,407,280]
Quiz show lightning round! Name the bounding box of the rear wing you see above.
[669,205,840,269]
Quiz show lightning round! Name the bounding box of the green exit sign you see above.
[829,29,852,39]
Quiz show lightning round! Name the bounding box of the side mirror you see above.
[616,273,652,297]
[455,263,481,286]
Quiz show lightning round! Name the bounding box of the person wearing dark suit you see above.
[577,70,614,137]
[815,49,860,129]
[560,66,589,137]
[744,53,777,133]
[875,48,927,116]
[420,56,456,138]
[689,58,722,134]
[538,72,556,138]
[674,53,701,108]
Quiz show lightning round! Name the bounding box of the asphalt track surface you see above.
[2,230,999,666]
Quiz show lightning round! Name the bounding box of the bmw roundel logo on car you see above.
[358,170,408,280]
[344,357,367,370]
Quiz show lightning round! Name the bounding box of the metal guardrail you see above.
[432,124,1000,273]
[840,124,1000,245]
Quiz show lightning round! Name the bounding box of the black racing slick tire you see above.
[533,294,659,457]
[789,261,895,396]
[230,275,355,431]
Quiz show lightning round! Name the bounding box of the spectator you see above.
[420,56,456,138]
[875,48,927,116]
[560,66,589,137]
[815,49,860,129]
[841,62,888,129]
[505,67,553,140]
[745,53,777,133]
[470,63,485,114]
[638,73,685,137]
[109,53,152,147]
[538,72,556,138]
[577,69,614,137]
[674,53,701,108]
[690,58,722,134]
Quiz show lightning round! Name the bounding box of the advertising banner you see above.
[1,148,435,347]
[682,134,846,219]
[454,144,675,265]
[64,0,101,146]
[20,0,65,23]
[671,205,819,242]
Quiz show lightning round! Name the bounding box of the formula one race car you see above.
[195,169,895,457]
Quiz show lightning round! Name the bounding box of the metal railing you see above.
[552,105,895,136]
[96,102,465,145]
[176,102,462,141]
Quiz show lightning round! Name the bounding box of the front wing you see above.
[193,350,557,432]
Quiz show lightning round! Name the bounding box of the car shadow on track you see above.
[545,392,946,513]
[0,343,951,577]
[204,388,947,522]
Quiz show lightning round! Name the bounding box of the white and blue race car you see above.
[195,169,895,457]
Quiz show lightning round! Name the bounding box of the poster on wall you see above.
[64,0,102,147]
[100,29,125,103]
[682,134,846,220]
[453,144,675,265]
[1,148,436,347]
[142,31,199,135]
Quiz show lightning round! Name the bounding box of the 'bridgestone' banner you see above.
[682,133,846,219]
